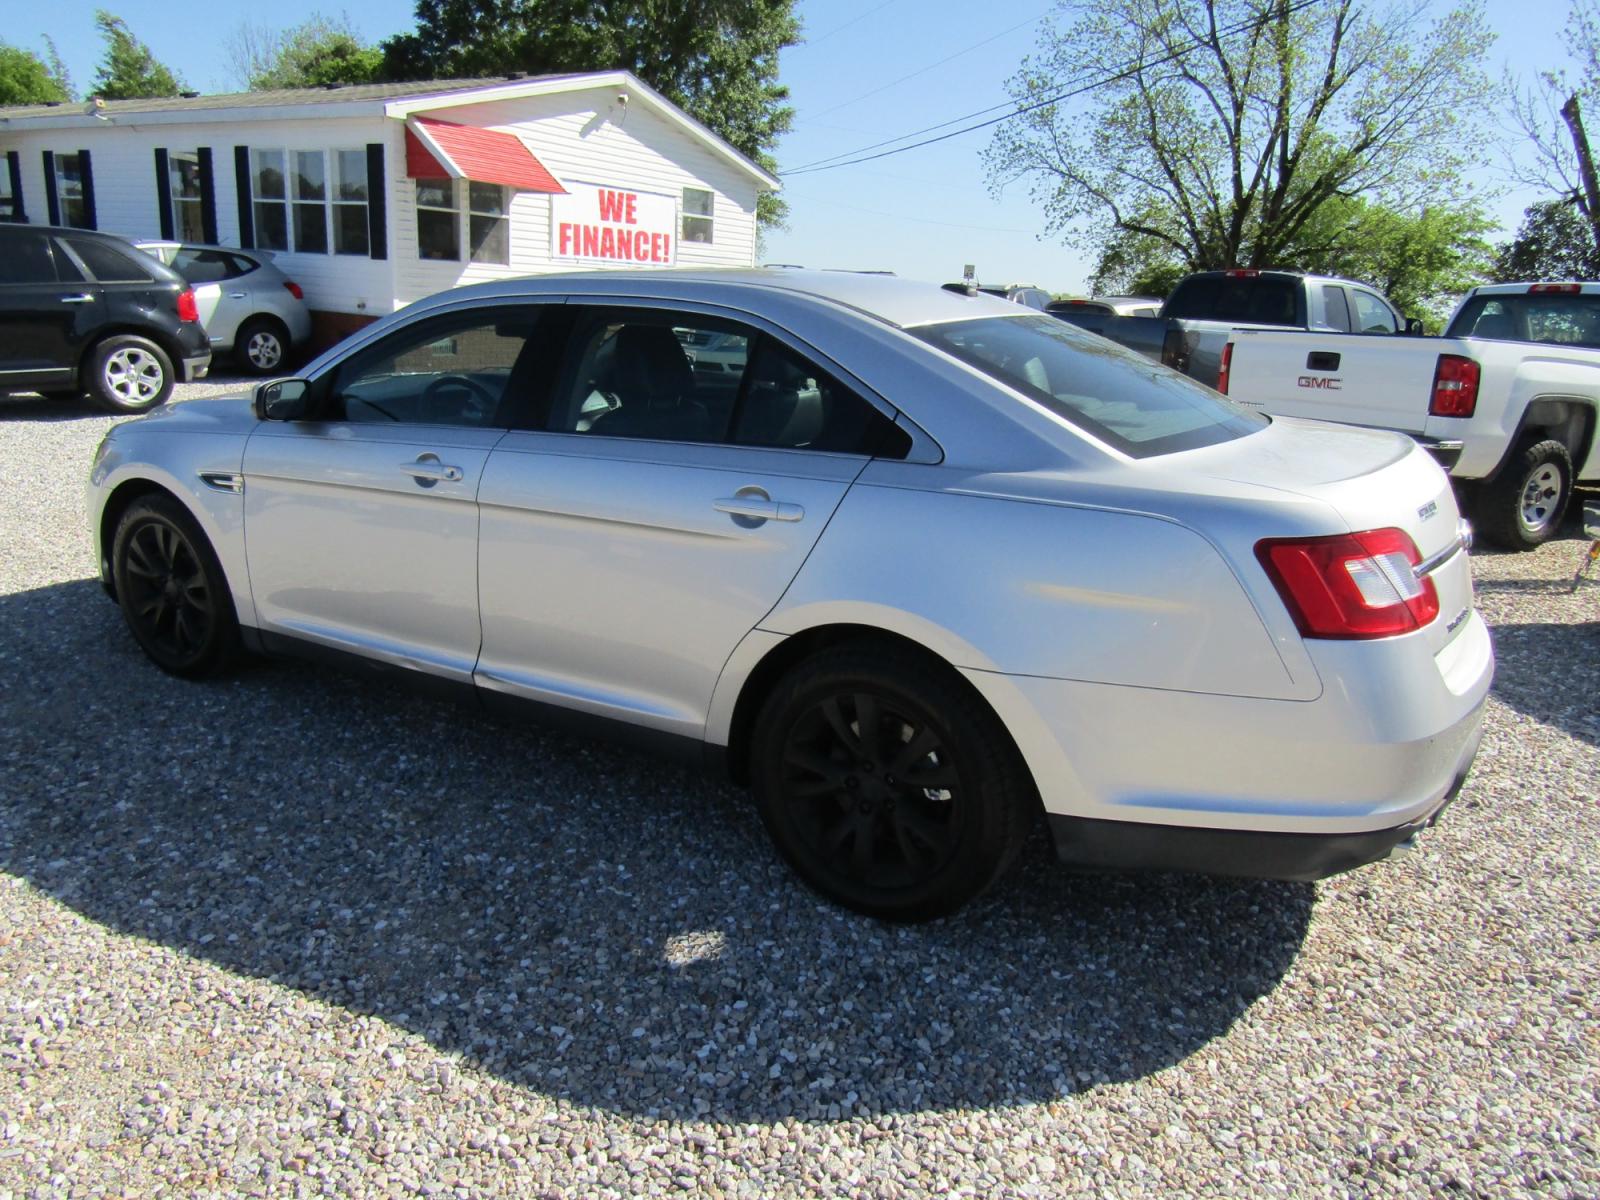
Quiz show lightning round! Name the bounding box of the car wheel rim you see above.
[779,691,961,891]
[1519,463,1563,534]
[122,521,212,659]
[247,331,282,369]
[104,347,165,404]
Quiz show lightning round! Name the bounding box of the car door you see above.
[474,302,911,740]
[242,303,551,684]
[0,229,102,389]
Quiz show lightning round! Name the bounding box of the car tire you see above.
[111,495,239,678]
[87,334,174,414]
[749,642,1036,921]
[1472,439,1574,551]
[235,317,290,376]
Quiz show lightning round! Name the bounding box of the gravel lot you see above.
[1,381,1596,1198]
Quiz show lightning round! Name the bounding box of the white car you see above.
[133,241,313,376]
[87,270,1492,919]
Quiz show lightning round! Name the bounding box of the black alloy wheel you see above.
[752,644,1034,921]
[112,496,238,677]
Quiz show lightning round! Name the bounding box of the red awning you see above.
[404,115,565,193]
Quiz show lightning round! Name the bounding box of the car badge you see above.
[1417,499,1438,521]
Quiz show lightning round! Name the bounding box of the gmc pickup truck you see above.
[1050,268,1424,387]
[1221,282,1600,550]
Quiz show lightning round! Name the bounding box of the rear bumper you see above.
[1046,721,1481,881]
[180,352,211,382]
[1417,436,1463,472]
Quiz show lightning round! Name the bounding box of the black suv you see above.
[0,224,211,413]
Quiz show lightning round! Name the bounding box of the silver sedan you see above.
[87,271,1492,919]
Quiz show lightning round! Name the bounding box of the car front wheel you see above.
[87,335,174,413]
[111,495,239,677]
[750,643,1035,921]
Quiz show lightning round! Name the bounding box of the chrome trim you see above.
[198,471,243,494]
[1413,522,1471,579]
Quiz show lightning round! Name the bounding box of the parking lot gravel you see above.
[1,381,1597,1198]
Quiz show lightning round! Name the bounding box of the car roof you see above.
[413,268,1026,329]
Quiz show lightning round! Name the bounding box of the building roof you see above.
[405,116,565,193]
[0,71,779,191]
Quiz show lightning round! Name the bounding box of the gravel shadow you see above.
[1488,619,1600,746]
[0,578,1313,1122]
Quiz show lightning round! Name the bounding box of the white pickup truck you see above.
[1221,282,1600,549]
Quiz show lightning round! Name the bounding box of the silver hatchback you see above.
[87,270,1492,919]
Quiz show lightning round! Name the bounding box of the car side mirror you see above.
[1404,317,1426,337]
[254,378,311,421]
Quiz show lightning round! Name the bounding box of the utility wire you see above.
[780,0,1329,177]
[795,0,905,48]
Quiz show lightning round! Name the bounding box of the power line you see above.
[794,0,905,49]
[779,0,1330,178]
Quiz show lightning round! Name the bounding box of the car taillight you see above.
[283,280,304,300]
[1255,528,1440,639]
[1529,283,1581,293]
[1216,342,1233,394]
[176,288,199,323]
[1429,353,1479,417]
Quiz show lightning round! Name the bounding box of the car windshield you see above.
[1448,292,1600,347]
[913,313,1267,457]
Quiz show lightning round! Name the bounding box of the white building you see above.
[0,71,778,347]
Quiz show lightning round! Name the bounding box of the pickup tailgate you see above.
[1224,330,1448,435]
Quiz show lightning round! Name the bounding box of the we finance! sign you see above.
[551,183,677,266]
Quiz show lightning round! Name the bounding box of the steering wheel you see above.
[421,374,500,423]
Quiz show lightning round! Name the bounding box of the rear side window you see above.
[62,237,158,283]
[914,314,1266,457]
[1164,274,1303,326]
[0,230,57,283]
[171,248,255,284]
[1449,293,1600,348]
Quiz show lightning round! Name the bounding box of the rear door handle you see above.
[401,457,464,486]
[1306,350,1341,371]
[60,294,94,304]
[227,292,247,299]
[714,495,804,523]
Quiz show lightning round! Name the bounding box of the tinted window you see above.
[0,230,56,283]
[171,248,255,284]
[551,309,908,456]
[1163,274,1303,326]
[326,308,543,426]
[64,238,157,283]
[914,314,1266,457]
[1349,290,1397,334]
[1321,286,1352,332]
[1449,293,1600,347]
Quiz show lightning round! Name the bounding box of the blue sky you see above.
[10,0,1576,289]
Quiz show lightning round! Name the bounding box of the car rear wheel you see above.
[235,318,289,376]
[88,335,174,413]
[750,643,1035,921]
[111,495,238,677]
[1473,438,1573,551]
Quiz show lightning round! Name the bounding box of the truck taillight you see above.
[1256,528,1439,639]
[1224,269,1260,278]
[283,280,304,300]
[1216,342,1233,394]
[1429,354,1480,417]
[1528,283,1581,293]
[176,288,199,323]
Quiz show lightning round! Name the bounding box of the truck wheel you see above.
[1472,439,1574,551]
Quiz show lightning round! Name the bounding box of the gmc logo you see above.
[1297,376,1342,390]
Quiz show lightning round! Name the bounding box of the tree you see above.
[985,0,1494,273]
[380,0,798,225]
[0,39,71,105]
[1493,200,1600,281]
[1508,1,1600,256]
[227,14,383,91]
[91,10,184,100]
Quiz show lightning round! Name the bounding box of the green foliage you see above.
[1493,200,1600,281]
[0,40,70,105]
[233,15,384,91]
[987,0,1494,273]
[381,0,797,225]
[91,10,183,100]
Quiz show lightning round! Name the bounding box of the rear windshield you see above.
[1448,293,1600,347]
[1164,274,1304,326]
[913,314,1267,457]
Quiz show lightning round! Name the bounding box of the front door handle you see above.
[714,494,804,524]
[401,456,463,486]
[227,292,247,299]
[60,294,94,304]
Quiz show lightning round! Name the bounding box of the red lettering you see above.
[582,225,598,256]
[650,232,663,262]
[633,231,647,259]
[662,234,671,262]
[599,227,615,258]
[624,193,637,224]
[598,189,628,222]
[558,223,573,255]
